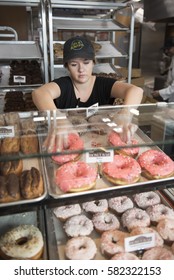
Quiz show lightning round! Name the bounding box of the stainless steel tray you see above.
[0,209,48,260]
[0,41,43,60]
[45,192,174,260]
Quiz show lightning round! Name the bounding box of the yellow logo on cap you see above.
[70,39,84,51]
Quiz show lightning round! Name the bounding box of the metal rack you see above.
[47,0,135,83]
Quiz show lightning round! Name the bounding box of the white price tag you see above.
[86,102,98,118]
[13,75,26,83]
[124,232,155,252]
[0,126,15,138]
[86,149,114,163]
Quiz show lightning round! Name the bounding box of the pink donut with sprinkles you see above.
[138,149,174,179]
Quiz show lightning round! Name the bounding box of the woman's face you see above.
[67,58,94,83]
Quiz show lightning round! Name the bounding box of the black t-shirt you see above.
[53,76,116,109]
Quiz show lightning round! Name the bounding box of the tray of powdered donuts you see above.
[42,110,174,199]
[0,210,47,260]
[45,191,174,260]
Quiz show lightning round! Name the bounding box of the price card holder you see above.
[86,149,114,163]
[124,232,155,252]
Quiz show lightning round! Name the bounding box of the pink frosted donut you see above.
[142,246,174,260]
[64,215,93,237]
[108,130,139,158]
[146,204,174,224]
[133,191,161,209]
[53,204,81,221]
[130,227,164,247]
[108,196,134,215]
[101,154,141,185]
[52,133,84,165]
[111,252,139,260]
[82,199,108,214]
[138,149,174,179]
[121,208,150,231]
[65,236,97,260]
[156,218,174,243]
[100,229,129,257]
[92,212,120,233]
[55,161,98,193]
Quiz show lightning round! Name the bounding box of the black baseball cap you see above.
[63,35,95,64]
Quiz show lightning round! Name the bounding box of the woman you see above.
[32,35,143,151]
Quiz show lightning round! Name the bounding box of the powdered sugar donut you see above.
[142,246,174,260]
[101,154,141,185]
[65,236,97,260]
[82,199,108,214]
[138,149,174,179]
[111,252,139,260]
[130,227,164,247]
[55,161,98,193]
[64,215,93,237]
[52,133,84,165]
[156,218,174,243]
[108,130,139,158]
[146,204,174,224]
[133,191,161,209]
[53,204,81,221]
[100,229,129,257]
[121,208,150,231]
[92,212,120,233]
[108,196,134,215]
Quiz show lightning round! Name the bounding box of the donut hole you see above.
[16,236,28,246]
[104,216,112,224]
[94,200,100,207]
[112,237,118,244]
[79,245,87,250]
[136,214,144,220]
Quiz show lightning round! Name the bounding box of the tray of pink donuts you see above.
[45,190,174,260]
[42,123,174,199]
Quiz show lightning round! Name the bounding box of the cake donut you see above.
[0,224,44,260]
[64,215,93,237]
[121,208,150,232]
[108,130,139,158]
[65,236,97,260]
[0,158,23,176]
[101,154,141,185]
[142,246,174,260]
[156,218,174,243]
[111,252,139,260]
[100,229,129,258]
[130,227,164,247]
[92,212,120,233]
[133,191,161,209]
[82,199,108,214]
[108,196,134,215]
[53,204,81,221]
[55,161,98,193]
[138,149,174,179]
[146,204,174,224]
[52,133,84,165]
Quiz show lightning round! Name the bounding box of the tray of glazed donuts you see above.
[45,191,174,260]
[0,112,48,207]
[42,110,174,200]
[0,209,47,260]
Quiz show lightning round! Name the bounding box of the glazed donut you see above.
[146,204,174,224]
[142,246,174,260]
[138,149,174,179]
[101,154,141,185]
[65,236,97,260]
[64,214,93,237]
[0,225,44,260]
[108,130,139,158]
[133,191,161,209]
[156,218,174,243]
[130,227,164,247]
[52,133,84,165]
[111,252,139,260]
[53,204,81,221]
[121,208,150,232]
[100,229,129,257]
[55,161,98,193]
[92,212,120,234]
[82,199,108,214]
[108,196,134,215]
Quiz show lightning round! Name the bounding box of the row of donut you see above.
[53,192,174,260]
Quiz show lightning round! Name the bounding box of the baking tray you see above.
[0,41,43,60]
[45,192,174,260]
[42,126,174,200]
[0,209,48,260]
